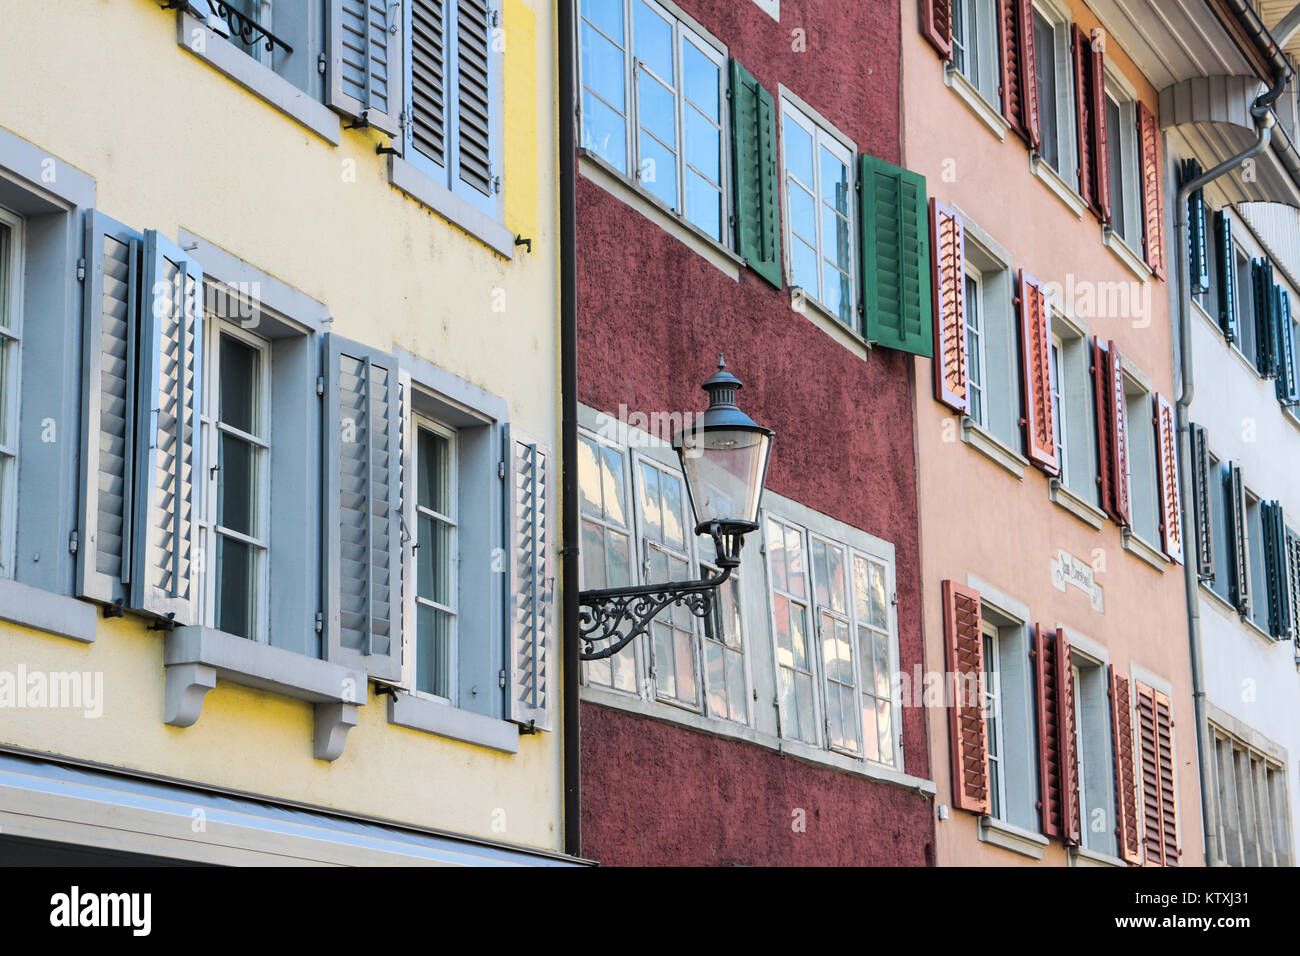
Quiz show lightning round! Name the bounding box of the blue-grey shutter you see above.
[1262,501,1292,641]
[454,0,497,201]
[1276,287,1299,405]
[1189,423,1215,584]
[407,0,448,173]
[1215,210,1238,342]
[1287,529,1300,656]
[1227,463,1250,617]
[1180,160,1209,294]
[324,334,403,683]
[77,211,143,608]
[132,231,204,626]
[329,0,404,135]
[505,425,553,731]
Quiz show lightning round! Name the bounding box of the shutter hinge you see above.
[68,530,79,555]
[316,375,325,397]
[315,612,323,634]
[498,668,507,689]
[76,258,86,282]
[491,9,501,28]
[498,459,506,479]
[317,52,327,75]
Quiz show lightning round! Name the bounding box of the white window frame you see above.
[982,620,1005,820]
[1031,0,1077,184]
[852,547,900,767]
[1122,370,1161,547]
[199,317,272,641]
[1050,331,1068,481]
[409,415,460,703]
[964,265,988,428]
[808,533,863,757]
[698,535,752,725]
[951,0,1000,105]
[779,96,858,327]
[1103,68,1142,253]
[0,207,23,581]
[765,514,822,747]
[1071,660,1088,839]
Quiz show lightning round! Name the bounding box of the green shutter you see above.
[859,155,932,356]
[1216,211,1238,342]
[1180,160,1209,294]
[1262,501,1292,641]
[729,59,781,288]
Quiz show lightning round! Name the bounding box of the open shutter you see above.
[1262,501,1292,641]
[730,59,781,289]
[1227,462,1251,617]
[1275,287,1299,405]
[506,426,555,731]
[324,335,403,683]
[1092,338,1114,517]
[930,199,968,412]
[132,232,203,627]
[1137,102,1166,279]
[1181,160,1209,294]
[1071,26,1096,211]
[1092,338,1130,526]
[919,0,954,59]
[1135,682,1180,866]
[1250,259,1278,377]
[1109,667,1142,864]
[1054,627,1080,846]
[861,155,932,356]
[328,0,403,135]
[1287,530,1300,656]
[408,0,449,172]
[997,0,1038,147]
[942,580,989,814]
[1189,423,1215,583]
[1215,211,1239,341]
[1090,35,1111,223]
[455,0,497,198]
[1153,393,1183,564]
[1033,624,1063,837]
[1017,270,1057,474]
[77,211,143,608]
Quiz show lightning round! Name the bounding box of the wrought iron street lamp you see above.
[578,360,774,661]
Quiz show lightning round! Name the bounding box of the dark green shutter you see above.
[1180,160,1209,294]
[1262,501,1292,641]
[1189,423,1215,585]
[1250,259,1278,377]
[1215,211,1238,342]
[1227,463,1250,617]
[1287,529,1300,654]
[859,154,932,357]
[729,59,781,288]
[1276,287,1299,406]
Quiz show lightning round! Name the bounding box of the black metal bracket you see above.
[204,0,294,55]
[515,235,533,254]
[102,598,126,619]
[376,143,401,156]
[147,613,178,632]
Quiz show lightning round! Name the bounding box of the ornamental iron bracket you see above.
[205,0,294,55]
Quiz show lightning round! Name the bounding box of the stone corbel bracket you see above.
[164,626,366,761]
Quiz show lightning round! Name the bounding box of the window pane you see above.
[1033,11,1059,171]
[637,72,676,147]
[1105,96,1125,239]
[217,434,257,537]
[215,535,256,639]
[683,107,720,182]
[638,130,678,209]
[819,147,851,216]
[661,469,686,549]
[633,0,673,79]
[783,115,814,186]
[578,436,603,517]
[791,238,818,300]
[600,445,626,525]
[876,699,894,765]
[581,0,623,39]
[582,91,628,173]
[605,528,632,585]
[580,24,626,114]
[418,428,451,515]
[417,513,453,606]
[416,604,452,698]
[219,334,259,435]
[784,525,806,599]
[768,518,788,592]
[581,519,607,588]
[788,185,817,246]
[638,461,663,543]
[685,171,722,241]
[681,40,719,121]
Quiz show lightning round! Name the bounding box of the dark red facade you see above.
[577,0,932,866]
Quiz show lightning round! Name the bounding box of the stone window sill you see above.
[1029,153,1085,219]
[1049,479,1106,530]
[387,692,520,754]
[176,11,341,146]
[0,578,98,644]
[163,626,366,762]
[388,156,515,259]
[961,417,1028,479]
[1069,845,1127,867]
[978,815,1048,859]
[1121,529,1169,571]
[943,64,1009,142]
[1101,225,1152,283]
[791,287,870,360]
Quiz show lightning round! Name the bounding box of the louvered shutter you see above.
[1181,160,1209,294]
[861,155,932,357]
[395,368,416,687]
[1071,26,1096,211]
[324,335,403,683]
[1262,501,1292,641]
[996,0,1038,147]
[1189,423,1215,583]
[1250,259,1278,377]
[1227,462,1251,617]
[1109,667,1142,864]
[455,0,496,198]
[1033,624,1063,837]
[1275,287,1299,405]
[1054,627,1081,846]
[930,199,968,412]
[1137,103,1166,279]
[1091,337,1115,517]
[329,0,403,135]
[730,59,781,289]
[78,211,143,608]
[1153,393,1183,564]
[942,580,988,814]
[1018,270,1057,474]
[506,426,554,731]
[1090,35,1111,223]
[408,0,448,172]
[132,233,203,626]
[1135,682,1180,866]
[919,0,954,59]
[1215,211,1239,341]
[1092,338,1130,526]
[1287,530,1300,656]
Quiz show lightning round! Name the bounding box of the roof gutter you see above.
[1174,0,1290,867]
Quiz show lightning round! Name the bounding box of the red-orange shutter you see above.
[1090,35,1111,223]
[920,0,954,59]
[1071,26,1096,210]
[943,580,990,814]
[1107,340,1131,526]
[1017,0,1041,149]
[1109,667,1142,865]
[997,0,1025,135]
[1135,681,1181,866]
[1018,270,1058,474]
[1137,102,1167,278]
[932,199,969,413]
[1154,393,1184,563]
[1054,627,1081,846]
[1091,338,1115,517]
[1032,624,1063,838]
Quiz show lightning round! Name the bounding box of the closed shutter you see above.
[1262,501,1292,641]
[409,0,448,170]
[1250,259,1278,377]
[77,211,143,608]
[1017,270,1057,474]
[1032,624,1063,837]
[1137,102,1166,279]
[942,580,989,814]
[1153,393,1183,564]
[132,232,204,627]
[729,59,781,289]
[1135,682,1180,866]
[1227,462,1251,617]
[324,335,403,683]
[455,0,494,197]
[1109,667,1142,864]
[506,426,554,731]
[1054,627,1081,846]
[1092,338,1130,526]
[930,199,968,412]
[1072,26,1108,221]
[919,0,954,59]
[1275,287,1299,406]
[329,0,403,135]
[860,155,933,356]
[1181,160,1209,294]
[1215,211,1239,342]
[997,0,1039,148]
[1287,530,1300,656]
[1188,423,1215,583]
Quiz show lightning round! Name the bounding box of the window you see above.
[1052,320,1098,502]
[1104,83,1141,251]
[0,210,20,580]
[1208,455,1233,604]
[1123,376,1160,545]
[200,321,271,640]
[413,419,458,700]
[1245,490,1269,631]
[951,0,1000,105]
[1236,246,1257,365]
[767,516,817,744]
[1032,3,1075,181]
[578,0,729,242]
[976,604,1037,831]
[205,0,276,66]
[781,100,856,326]
[962,233,1020,446]
[982,621,1003,820]
[1212,728,1292,867]
[1071,652,1117,856]
[1051,335,1066,480]
[699,528,748,723]
[965,270,985,425]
